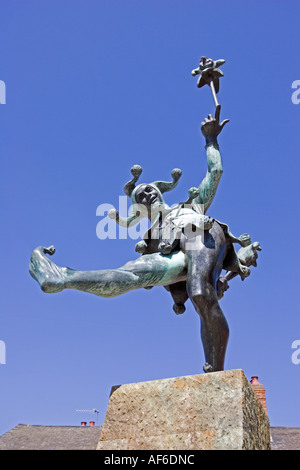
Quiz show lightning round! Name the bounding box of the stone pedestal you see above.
[97,369,270,450]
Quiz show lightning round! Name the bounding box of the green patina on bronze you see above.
[29,56,261,373]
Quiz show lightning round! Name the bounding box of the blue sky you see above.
[0,0,299,436]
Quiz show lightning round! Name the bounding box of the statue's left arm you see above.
[195,105,229,213]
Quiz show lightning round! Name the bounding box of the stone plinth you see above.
[97,369,270,450]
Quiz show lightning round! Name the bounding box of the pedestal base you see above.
[97,369,270,450]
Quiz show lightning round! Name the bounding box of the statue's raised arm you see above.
[195,105,229,213]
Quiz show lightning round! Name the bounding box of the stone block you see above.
[97,369,270,450]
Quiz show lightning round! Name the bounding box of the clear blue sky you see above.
[0,0,299,436]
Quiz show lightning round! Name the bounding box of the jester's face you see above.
[134,184,163,209]
[121,165,181,224]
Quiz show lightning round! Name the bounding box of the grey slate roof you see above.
[0,424,102,450]
[0,424,299,450]
[270,427,300,450]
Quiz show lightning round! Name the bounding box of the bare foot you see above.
[29,246,65,293]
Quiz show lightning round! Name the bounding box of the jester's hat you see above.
[125,164,182,200]
[109,165,182,227]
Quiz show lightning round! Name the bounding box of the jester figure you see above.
[29,104,261,373]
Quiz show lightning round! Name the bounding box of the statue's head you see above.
[122,164,182,223]
[133,184,163,210]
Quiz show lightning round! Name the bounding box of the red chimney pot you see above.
[89,421,95,427]
[81,421,87,427]
[250,376,268,415]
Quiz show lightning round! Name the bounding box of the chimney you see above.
[250,376,268,415]
[81,421,87,427]
[89,421,95,427]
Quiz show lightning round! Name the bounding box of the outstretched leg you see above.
[184,223,229,372]
[29,245,187,297]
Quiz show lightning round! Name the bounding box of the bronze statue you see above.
[29,57,261,373]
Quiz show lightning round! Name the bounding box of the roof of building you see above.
[0,424,299,450]
[0,424,102,450]
[270,427,300,451]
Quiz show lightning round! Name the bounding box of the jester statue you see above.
[29,57,261,373]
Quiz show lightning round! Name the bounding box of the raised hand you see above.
[201,105,229,143]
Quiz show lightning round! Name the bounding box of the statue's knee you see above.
[189,280,218,310]
[190,292,209,310]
